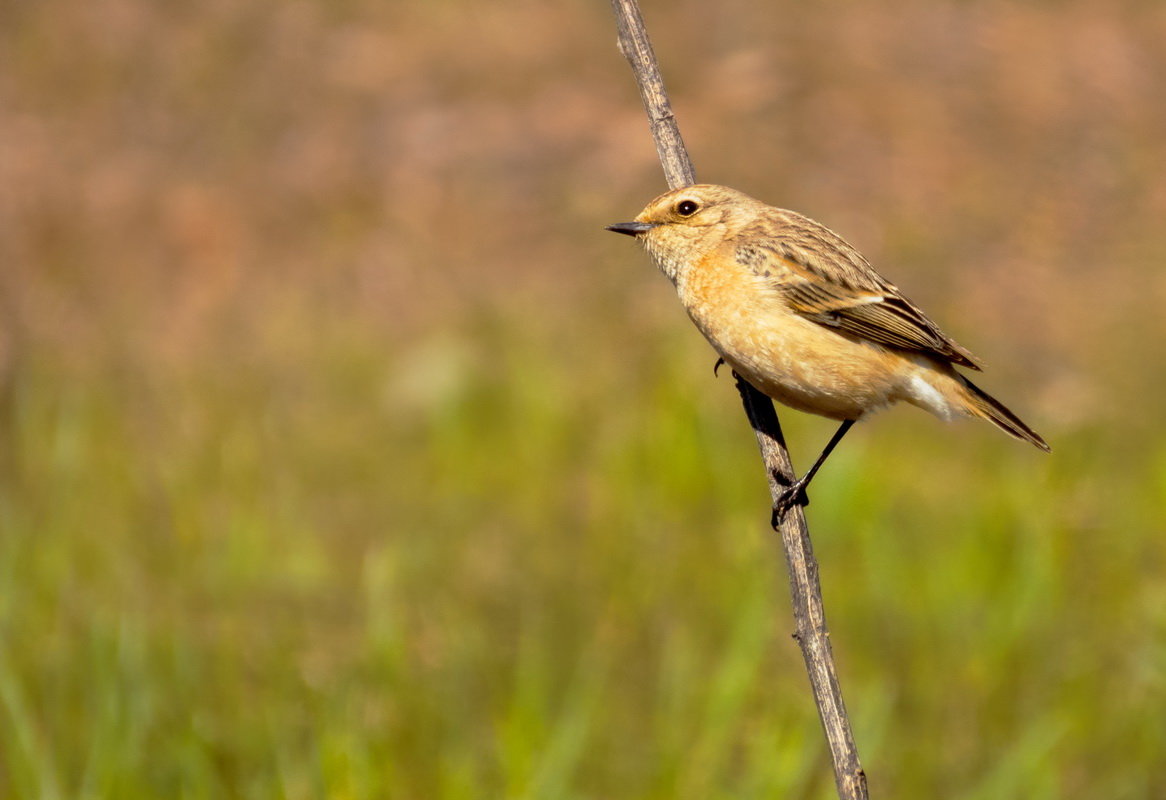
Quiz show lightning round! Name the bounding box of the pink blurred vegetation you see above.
[3,0,1166,425]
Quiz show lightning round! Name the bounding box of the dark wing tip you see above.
[948,345,984,371]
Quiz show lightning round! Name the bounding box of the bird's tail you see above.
[957,375,1051,452]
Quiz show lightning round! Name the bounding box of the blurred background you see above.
[2,0,1165,797]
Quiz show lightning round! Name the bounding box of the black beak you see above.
[606,221,658,237]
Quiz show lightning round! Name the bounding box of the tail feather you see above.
[959,376,1050,452]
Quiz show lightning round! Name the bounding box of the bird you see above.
[607,183,1049,521]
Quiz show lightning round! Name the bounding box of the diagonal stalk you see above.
[608,2,869,797]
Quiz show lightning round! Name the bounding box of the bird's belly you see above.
[694,308,903,420]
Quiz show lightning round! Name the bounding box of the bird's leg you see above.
[771,419,856,527]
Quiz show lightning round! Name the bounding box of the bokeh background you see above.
[3,0,1165,797]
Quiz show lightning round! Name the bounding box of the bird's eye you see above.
[676,200,699,217]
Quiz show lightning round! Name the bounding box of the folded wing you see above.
[736,214,983,370]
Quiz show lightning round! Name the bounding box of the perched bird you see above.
[607,184,1049,519]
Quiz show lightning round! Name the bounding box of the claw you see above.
[713,357,726,377]
[767,419,856,528]
[770,482,810,527]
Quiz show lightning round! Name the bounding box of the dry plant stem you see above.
[734,377,869,800]
[608,1,868,798]
[609,0,695,189]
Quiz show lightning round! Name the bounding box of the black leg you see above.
[771,419,856,526]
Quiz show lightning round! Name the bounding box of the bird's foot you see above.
[770,481,810,527]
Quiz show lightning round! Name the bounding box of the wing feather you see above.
[735,216,983,370]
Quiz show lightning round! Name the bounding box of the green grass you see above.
[0,315,1162,799]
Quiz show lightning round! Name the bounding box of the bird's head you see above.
[606,184,761,283]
